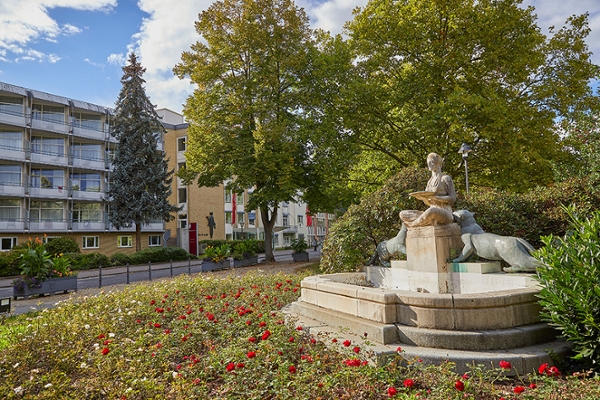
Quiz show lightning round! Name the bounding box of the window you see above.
[148,235,161,246]
[0,96,23,115]
[71,143,102,161]
[237,212,245,225]
[297,215,303,227]
[225,189,232,203]
[248,212,256,226]
[0,237,17,251]
[178,214,187,229]
[32,104,65,123]
[0,131,22,150]
[178,188,187,204]
[31,169,64,189]
[282,215,289,227]
[70,173,101,192]
[72,203,101,222]
[225,211,232,224]
[74,112,102,131]
[30,201,63,221]
[31,136,65,156]
[117,236,132,248]
[177,137,186,152]
[283,235,292,245]
[0,165,21,186]
[82,236,99,249]
[178,162,186,171]
[43,236,58,244]
[0,199,20,220]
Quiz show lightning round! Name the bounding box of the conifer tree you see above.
[106,53,179,252]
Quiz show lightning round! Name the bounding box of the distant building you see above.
[0,82,165,255]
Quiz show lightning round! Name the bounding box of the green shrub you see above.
[0,251,23,277]
[535,206,600,370]
[45,237,80,257]
[70,253,111,270]
[110,252,130,266]
[111,247,194,266]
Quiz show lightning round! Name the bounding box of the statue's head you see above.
[427,153,443,170]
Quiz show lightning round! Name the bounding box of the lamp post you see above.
[458,143,472,195]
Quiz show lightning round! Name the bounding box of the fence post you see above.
[148,261,152,281]
[188,257,191,275]
[170,260,173,277]
[98,265,102,288]
[126,263,130,284]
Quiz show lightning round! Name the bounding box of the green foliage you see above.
[0,250,22,277]
[320,167,428,273]
[290,237,308,254]
[19,237,53,279]
[125,247,194,265]
[535,206,600,370]
[70,253,112,271]
[201,240,265,255]
[343,0,599,193]
[45,237,80,257]
[107,52,179,252]
[202,244,230,263]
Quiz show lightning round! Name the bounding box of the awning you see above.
[28,89,70,105]
[0,82,27,96]
[70,99,109,114]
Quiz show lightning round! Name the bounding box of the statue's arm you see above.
[434,175,457,204]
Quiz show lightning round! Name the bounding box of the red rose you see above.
[538,363,549,374]
[226,362,235,372]
[353,346,360,353]
[101,347,110,355]
[343,340,351,347]
[403,378,414,388]
[455,380,464,391]
[499,360,512,369]
[247,351,256,359]
[387,387,397,397]
[288,365,297,373]
[513,386,525,394]
[529,383,537,389]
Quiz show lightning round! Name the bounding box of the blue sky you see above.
[1,0,599,114]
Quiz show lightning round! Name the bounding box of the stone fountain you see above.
[290,153,569,375]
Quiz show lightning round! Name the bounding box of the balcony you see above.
[72,125,108,141]
[70,188,104,201]
[70,221,106,231]
[27,186,69,199]
[31,118,69,135]
[29,150,69,167]
[70,156,106,171]
[0,183,26,197]
[28,219,69,232]
[0,110,27,128]
[0,219,25,232]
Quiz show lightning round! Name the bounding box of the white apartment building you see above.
[0,82,165,255]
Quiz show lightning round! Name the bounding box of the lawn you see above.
[0,271,599,399]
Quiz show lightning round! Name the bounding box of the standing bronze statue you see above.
[207,212,216,238]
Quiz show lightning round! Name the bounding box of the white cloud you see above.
[299,0,367,35]
[107,53,126,66]
[0,0,116,62]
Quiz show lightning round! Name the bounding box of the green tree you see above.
[174,0,345,261]
[106,53,179,252]
[343,0,599,193]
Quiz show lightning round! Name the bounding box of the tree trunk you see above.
[260,204,277,262]
[135,223,142,253]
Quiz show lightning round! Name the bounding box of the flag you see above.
[306,206,312,227]
[232,193,237,225]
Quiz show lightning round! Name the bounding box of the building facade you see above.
[0,82,165,256]
[160,109,333,254]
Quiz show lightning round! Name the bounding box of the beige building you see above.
[0,82,165,256]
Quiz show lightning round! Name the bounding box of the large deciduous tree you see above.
[344,0,600,192]
[107,53,179,252]
[174,0,346,261]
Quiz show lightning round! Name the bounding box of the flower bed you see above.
[13,275,77,299]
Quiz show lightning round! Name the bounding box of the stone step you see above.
[287,301,571,376]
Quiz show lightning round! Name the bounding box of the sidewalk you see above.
[0,249,321,316]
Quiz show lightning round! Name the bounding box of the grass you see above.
[0,270,599,399]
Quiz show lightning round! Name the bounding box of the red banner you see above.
[306,206,312,227]
[232,193,237,225]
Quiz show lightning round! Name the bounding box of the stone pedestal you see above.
[405,223,463,294]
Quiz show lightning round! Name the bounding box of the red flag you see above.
[232,193,237,225]
[306,206,312,227]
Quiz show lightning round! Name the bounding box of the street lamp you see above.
[458,143,472,195]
